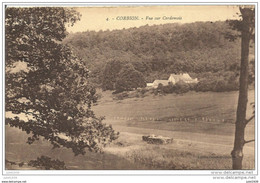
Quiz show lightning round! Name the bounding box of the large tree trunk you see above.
[231,8,251,170]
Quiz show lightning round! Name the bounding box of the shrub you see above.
[195,72,239,92]
[161,82,175,93]
[153,81,193,95]
[214,79,228,92]
[173,80,191,94]
[113,91,129,100]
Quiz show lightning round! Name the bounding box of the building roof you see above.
[169,73,197,82]
[153,80,169,85]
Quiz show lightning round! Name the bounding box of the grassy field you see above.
[5,90,255,170]
[94,90,255,136]
[94,90,255,122]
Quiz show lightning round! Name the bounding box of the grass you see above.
[5,126,146,170]
[105,131,254,170]
[124,146,254,170]
[5,90,255,170]
[94,90,255,137]
[124,146,233,170]
[94,90,255,124]
[98,90,255,170]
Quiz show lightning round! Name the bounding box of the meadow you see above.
[5,90,255,170]
[94,90,255,136]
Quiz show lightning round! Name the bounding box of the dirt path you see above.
[105,120,255,158]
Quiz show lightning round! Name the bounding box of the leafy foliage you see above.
[63,21,244,88]
[102,59,123,90]
[151,71,239,95]
[226,7,255,42]
[6,156,67,170]
[5,7,118,156]
[115,64,146,93]
[6,159,25,167]
[195,72,239,92]
[28,156,67,170]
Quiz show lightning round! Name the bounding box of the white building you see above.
[146,73,198,88]
[168,73,198,84]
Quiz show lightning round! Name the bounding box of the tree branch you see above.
[245,115,255,125]
[244,139,255,144]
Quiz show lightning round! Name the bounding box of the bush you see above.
[194,79,216,92]
[195,72,239,92]
[153,81,194,95]
[174,81,191,94]
[214,79,228,92]
[161,82,175,93]
[113,91,129,100]
[136,88,149,95]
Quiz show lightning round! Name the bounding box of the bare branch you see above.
[245,115,255,125]
[244,139,255,144]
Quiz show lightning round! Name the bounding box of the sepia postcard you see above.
[1,1,259,183]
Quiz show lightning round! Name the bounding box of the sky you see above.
[66,5,241,33]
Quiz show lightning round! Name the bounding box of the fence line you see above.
[109,116,234,123]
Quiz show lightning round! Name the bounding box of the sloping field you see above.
[94,90,255,122]
[5,90,255,170]
[94,90,255,169]
[93,90,255,136]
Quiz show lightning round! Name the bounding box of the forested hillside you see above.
[63,21,253,91]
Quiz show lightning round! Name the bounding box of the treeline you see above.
[156,71,239,95]
[63,21,254,92]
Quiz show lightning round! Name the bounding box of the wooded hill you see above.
[63,21,252,91]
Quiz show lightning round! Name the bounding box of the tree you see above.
[102,59,123,90]
[64,21,241,87]
[228,6,255,170]
[115,64,146,93]
[5,7,118,168]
